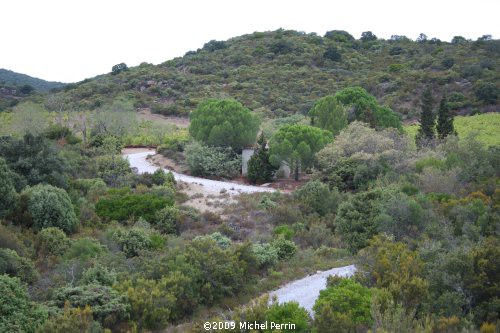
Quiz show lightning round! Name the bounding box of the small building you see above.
[241,146,291,179]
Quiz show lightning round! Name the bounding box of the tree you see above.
[313,278,372,332]
[0,274,48,333]
[334,87,401,129]
[474,81,498,105]
[0,134,69,189]
[436,96,456,140]
[36,227,70,257]
[247,133,277,183]
[21,184,78,234]
[360,31,377,42]
[189,99,260,150]
[19,84,34,95]
[417,33,428,43]
[269,124,332,180]
[324,30,354,42]
[323,46,342,62]
[111,63,128,74]
[416,88,435,147]
[309,95,348,136]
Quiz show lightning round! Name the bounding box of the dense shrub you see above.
[313,278,372,332]
[153,205,180,234]
[335,189,384,253]
[0,274,48,333]
[0,248,38,284]
[272,237,298,260]
[112,227,155,258]
[50,284,129,326]
[185,141,241,178]
[0,134,69,189]
[79,264,117,286]
[22,184,78,234]
[294,180,340,216]
[0,158,17,218]
[252,243,279,268]
[37,227,70,256]
[95,189,173,222]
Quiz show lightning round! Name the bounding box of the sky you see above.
[1,0,499,83]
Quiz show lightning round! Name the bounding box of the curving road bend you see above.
[269,265,357,315]
[123,149,275,196]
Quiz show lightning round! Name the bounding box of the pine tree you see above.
[436,95,456,140]
[247,133,276,184]
[416,88,435,147]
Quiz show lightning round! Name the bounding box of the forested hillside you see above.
[50,30,499,119]
[0,68,66,92]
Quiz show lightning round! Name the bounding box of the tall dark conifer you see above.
[436,95,455,140]
[416,88,435,147]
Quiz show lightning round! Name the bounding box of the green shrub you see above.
[313,278,372,332]
[153,205,180,234]
[294,180,340,216]
[23,184,78,234]
[185,141,241,178]
[273,225,294,240]
[114,277,176,330]
[272,237,297,260]
[0,158,17,218]
[195,232,232,249]
[0,274,48,333]
[50,284,129,326]
[79,264,117,286]
[95,190,173,223]
[112,227,153,258]
[266,301,311,332]
[37,227,70,256]
[64,238,105,261]
[0,249,38,284]
[252,243,279,268]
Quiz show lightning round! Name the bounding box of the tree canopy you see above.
[269,124,332,180]
[189,99,260,150]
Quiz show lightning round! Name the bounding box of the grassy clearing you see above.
[404,113,500,146]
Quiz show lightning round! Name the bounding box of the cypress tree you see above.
[436,95,456,139]
[416,88,435,147]
[247,133,276,184]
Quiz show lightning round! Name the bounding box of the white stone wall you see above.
[241,148,255,176]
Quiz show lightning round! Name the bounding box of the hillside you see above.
[50,29,499,119]
[0,68,66,92]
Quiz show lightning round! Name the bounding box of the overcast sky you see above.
[1,0,499,83]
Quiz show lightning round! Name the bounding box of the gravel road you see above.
[269,265,357,315]
[123,150,275,195]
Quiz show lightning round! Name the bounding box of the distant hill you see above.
[47,29,499,120]
[0,68,66,92]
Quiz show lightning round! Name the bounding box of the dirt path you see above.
[123,149,274,213]
[269,265,357,315]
